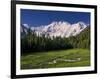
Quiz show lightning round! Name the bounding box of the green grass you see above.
[21,49,90,69]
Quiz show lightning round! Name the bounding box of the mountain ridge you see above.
[21,21,88,38]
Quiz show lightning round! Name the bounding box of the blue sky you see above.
[21,9,90,27]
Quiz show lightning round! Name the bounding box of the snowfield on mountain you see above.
[21,21,87,38]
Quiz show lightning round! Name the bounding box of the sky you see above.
[21,9,90,27]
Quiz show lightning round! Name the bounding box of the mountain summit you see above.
[21,21,87,38]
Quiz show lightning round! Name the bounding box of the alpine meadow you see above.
[21,9,90,69]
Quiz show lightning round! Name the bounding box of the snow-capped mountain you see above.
[21,21,87,38]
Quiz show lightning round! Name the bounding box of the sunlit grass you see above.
[21,49,90,69]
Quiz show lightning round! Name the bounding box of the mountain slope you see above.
[21,23,90,53]
[21,21,87,38]
[68,27,90,49]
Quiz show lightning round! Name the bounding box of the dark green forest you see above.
[21,27,90,54]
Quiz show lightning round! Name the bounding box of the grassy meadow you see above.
[21,49,90,69]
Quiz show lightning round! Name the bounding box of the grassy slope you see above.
[21,49,90,69]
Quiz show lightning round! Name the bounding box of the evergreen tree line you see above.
[21,27,90,54]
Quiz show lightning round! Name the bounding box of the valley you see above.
[21,21,90,69]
